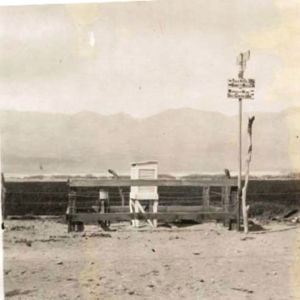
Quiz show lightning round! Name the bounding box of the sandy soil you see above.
[2,218,300,300]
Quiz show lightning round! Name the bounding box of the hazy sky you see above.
[0,0,299,117]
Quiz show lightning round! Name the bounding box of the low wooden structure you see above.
[66,178,239,232]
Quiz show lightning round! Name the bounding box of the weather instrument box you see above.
[130,161,159,200]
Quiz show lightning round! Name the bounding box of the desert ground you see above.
[2,218,300,300]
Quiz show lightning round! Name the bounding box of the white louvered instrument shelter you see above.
[130,161,159,200]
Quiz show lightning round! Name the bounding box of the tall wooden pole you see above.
[237,53,244,231]
[230,50,251,231]
[237,99,242,231]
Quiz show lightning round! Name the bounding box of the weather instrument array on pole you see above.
[227,50,255,231]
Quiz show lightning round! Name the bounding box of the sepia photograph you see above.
[0,0,300,299]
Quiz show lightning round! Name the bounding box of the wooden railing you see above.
[67,178,239,232]
[70,178,237,187]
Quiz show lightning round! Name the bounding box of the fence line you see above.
[5,190,300,196]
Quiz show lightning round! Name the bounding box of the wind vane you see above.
[236,50,250,78]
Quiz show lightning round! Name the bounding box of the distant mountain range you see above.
[1,107,300,175]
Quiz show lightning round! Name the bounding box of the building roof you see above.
[131,161,158,167]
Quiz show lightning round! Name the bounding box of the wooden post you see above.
[149,200,153,214]
[222,186,231,210]
[129,198,136,226]
[72,191,77,232]
[105,191,110,227]
[1,173,7,221]
[202,186,210,211]
[153,200,158,228]
[108,169,125,207]
[230,187,239,231]
[71,191,76,213]
[73,191,84,232]
[134,199,140,227]
[67,185,73,233]
[147,200,158,228]
[241,116,255,233]
[222,185,231,227]
[149,200,153,226]
[71,190,84,232]
[100,189,105,229]
[106,191,110,213]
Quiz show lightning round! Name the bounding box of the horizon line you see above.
[1,105,300,119]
